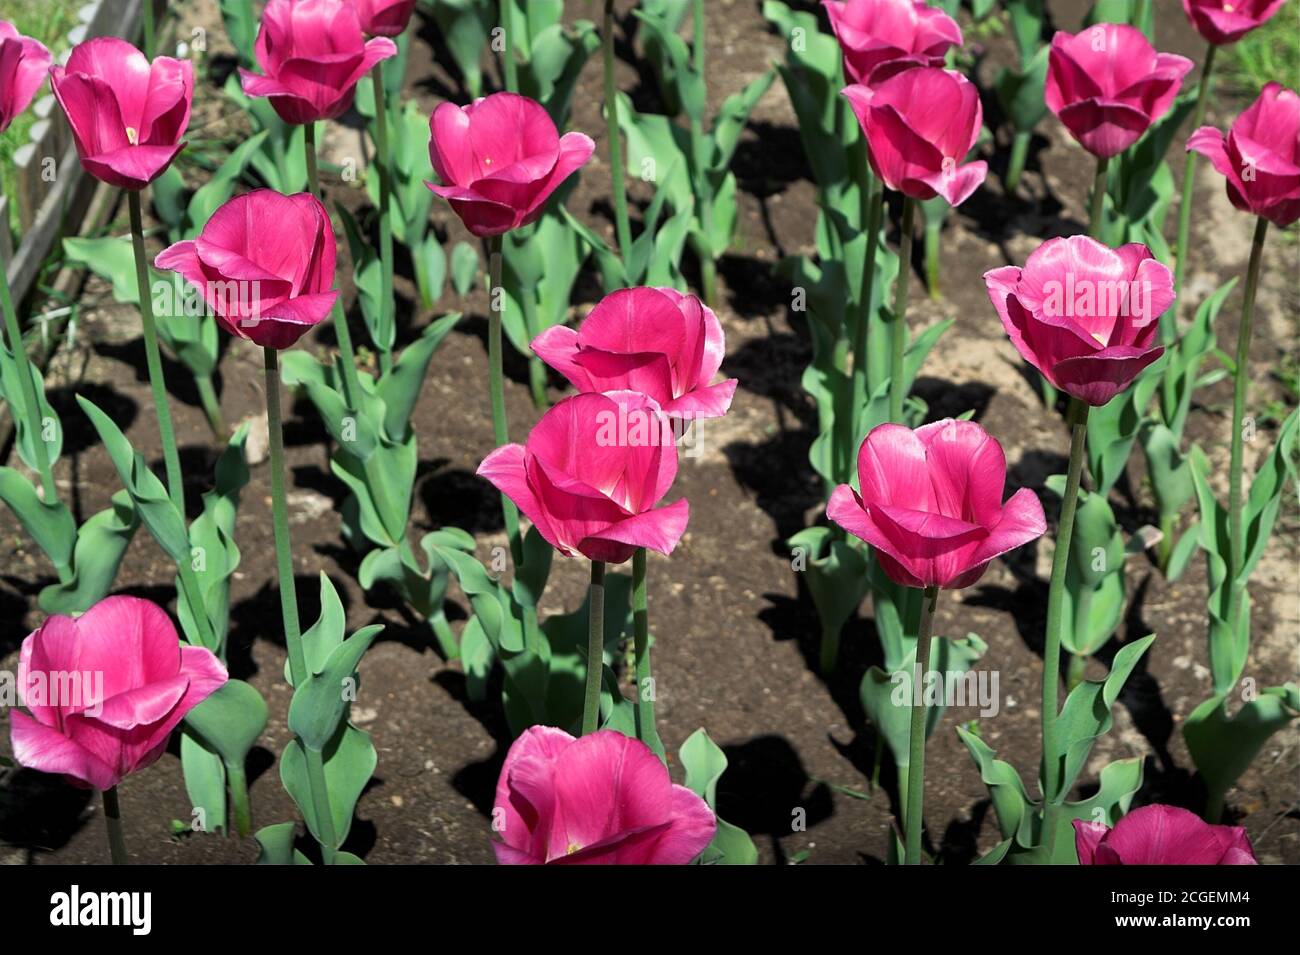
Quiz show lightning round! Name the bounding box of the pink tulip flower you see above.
[531,287,738,419]
[350,0,418,37]
[0,20,51,134]
[1182,0,1289,46]
[1187,83,1300,228]
[492,726,716,864]
[843,67,987,206]
[1073,805,1258,865]
[823,0,963,86]
[827,419,1046,590]
[427,91,595,237]
[9,596,227,792]
[239,0,397,125]
[477,391,689,563]
[1045,25,1193,159]
[984,236,1173,406]
[154,189,339,350]
[49,37,193,190]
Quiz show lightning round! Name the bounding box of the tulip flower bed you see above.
[0,0,1296,869]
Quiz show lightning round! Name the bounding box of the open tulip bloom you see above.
[1045,25,1192,162]
[351,0,419,38]
[0,20,51,135]
[828,420,1046,592]
[492,727,716,864]
[829,419,1045,863]
[9,596,226,862]
[49,36,193,190]
[843,66,985,422]
[155,189,340,350]
[531,287,738,419]
[1074,804,1257,865]
[823,0,962,87]
[238,0,397,125]
[1182,0,1289,45]
[479,391,689,564]
[427,91,596,238]
[984,235,1172,408]
[1187,83,1300,229]
[843,67,986,207]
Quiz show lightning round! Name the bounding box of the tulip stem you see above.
[303,120,361,411]
[1171,42,1217,343]
[370,60,395,376]
[102,786,129,864]
[1005,129,1031,193]
[582,560,607,735]
[227,762,252,837]
[498,0,518,93]
[851,177,883,431]
[902,584,938,865]
[0,195,65,551]
[1041,397,1090,860]
[889,195,915,424]
[631,548,663,758]
[486,236,523,569]
[194,372,229,442]
[263,346,339,864]
[1223,216,1268,711]
[142,0,155,58]
[128,190,186,518]
[1088,156,1109,240]
[602,0,633,266]
[924,218,941,301]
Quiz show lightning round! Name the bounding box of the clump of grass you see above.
[1219,0,1300,96]
[0,0,78,229]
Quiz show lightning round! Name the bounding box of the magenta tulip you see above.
[1073,805,1258,865]
[49,37,192,190]
[155,189,339,350]
[350,0,418,37]
[1045,25,1193,160]
[239,0,397,125]
[477,391,689,563]
[0,20,51,134]
[1182,0,1289,45]
[9,596,227,792]
[984,236,1173,406]
[531,287,737,419]
[427,91,595,237]
[843,67,987,206]
[828,420,1046,590]
[1187,83,1300,228]
[823,0,962,86]
[492,726,716,864]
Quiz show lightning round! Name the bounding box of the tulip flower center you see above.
[566,842,583,855]
[125,126,138,145]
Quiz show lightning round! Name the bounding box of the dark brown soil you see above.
[0,0,1296,865]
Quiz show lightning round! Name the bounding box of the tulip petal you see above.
[1051,344,1164,406]
[9,710,120,791]
[74,596,186,700]
[969,487,1047,566]
[1101,805,1239,865]
[477,443,564,553]
[94,673,189,730]
[530,325,595,393]
[549,730,678,862]
[579,497,690,562]
[857,423,934,513]
[82,143,186,191]
[661,378,738,419]
[1073,818,1108,865]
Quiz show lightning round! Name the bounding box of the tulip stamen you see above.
[125,126,138,145]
